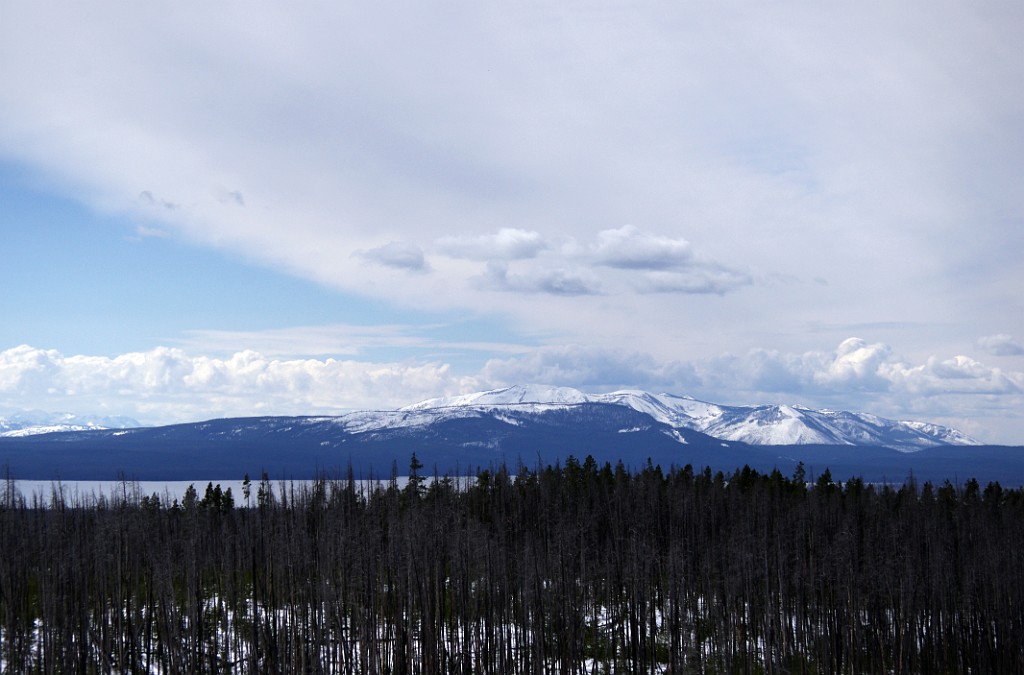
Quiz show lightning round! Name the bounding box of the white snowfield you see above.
[0,412,139,438]
[1,384,978,451]
[395,384,978,451]
[0,424,107,438]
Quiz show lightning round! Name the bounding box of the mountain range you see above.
[402,385,978,449]
[1,385,1021,484]
[0,411,139,438]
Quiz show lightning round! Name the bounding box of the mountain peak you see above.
[0,412,140,438]
[2,385,980,451]
[401,384,977,451]
[403,384,589,410]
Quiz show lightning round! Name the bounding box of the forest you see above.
[1,457,1022,674]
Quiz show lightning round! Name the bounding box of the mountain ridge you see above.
[1,392,1020,484]
[0,384,976,450]
[0,411,140,438]
[400,384,977,450]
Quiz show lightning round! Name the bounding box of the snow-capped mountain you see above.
[407,384,591,409]
[0,386,975,450]
[0,412,140,438]
[401,385,978,451]
[0,385,1013,483]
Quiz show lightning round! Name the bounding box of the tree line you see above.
[1,457,1022,674]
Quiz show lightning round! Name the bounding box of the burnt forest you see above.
[1,458,1022,674]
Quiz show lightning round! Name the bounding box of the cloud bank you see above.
[5,1,1016,332]
[0,3,1021,443]
[2,340,1020,443]
[978,334,1024,357]
[438,225,752,297]
[0,345,468,425]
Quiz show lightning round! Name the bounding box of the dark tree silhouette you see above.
[0,459,1021,673]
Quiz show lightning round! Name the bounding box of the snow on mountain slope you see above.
[405,384,590,410]
[0,386,978,450]
[398,386,978,451]
[331,407,503,434]
[0,412,140,438]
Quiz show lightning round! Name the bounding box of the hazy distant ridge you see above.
[0,411,140,438]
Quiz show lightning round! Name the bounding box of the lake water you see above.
[5,476,465,507]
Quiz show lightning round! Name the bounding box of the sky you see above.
[1,1,1022,443]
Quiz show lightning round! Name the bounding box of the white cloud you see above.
[479,339,1024,442]
[638,268,752,295]
[436,228,548,261]
[478,339,1024,437]
[1,340,1023,443]
[0,345,471,425]
[131,224,171,240]
[581,225,753,294]
[480,344,700,391]
[0,345,62,393]
[977,334,1024,356]
[0,3,1022,439]
[815,338,893,390]
[356,241,430,273]
[435,225,752,296]
[883,355,1021,397]
[592,225,694,270]
[478,262,601,296]
[699,338,1022,401]
[6,1,1016,319]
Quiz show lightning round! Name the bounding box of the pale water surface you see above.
[7,477,435,506]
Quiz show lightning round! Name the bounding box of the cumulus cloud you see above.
[436,228,548,261]
[0,3,1021,444]
[479,344,700,392]
[592,225,695,270]
[883,355,1021,397]
[2,339,1023,442]
[588,226,752,294]
[638,268,753,295]
[478,262,601,296]
[0,345,62,393]
[356,242,430,272]
[0,1,1020,371]
[695,339,1024,411]
[815,338,894,390]
[977,334,1024,356]
[0,345,470,425]
[477,339,1024,441]
[438,224,752,296]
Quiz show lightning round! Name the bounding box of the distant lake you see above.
[5,475,470,507]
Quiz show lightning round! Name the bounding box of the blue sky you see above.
[1,161,521,363]
[1,1,1022,442]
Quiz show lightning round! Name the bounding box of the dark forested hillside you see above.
[1,459,1022,673]
[3,410,1024,484]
